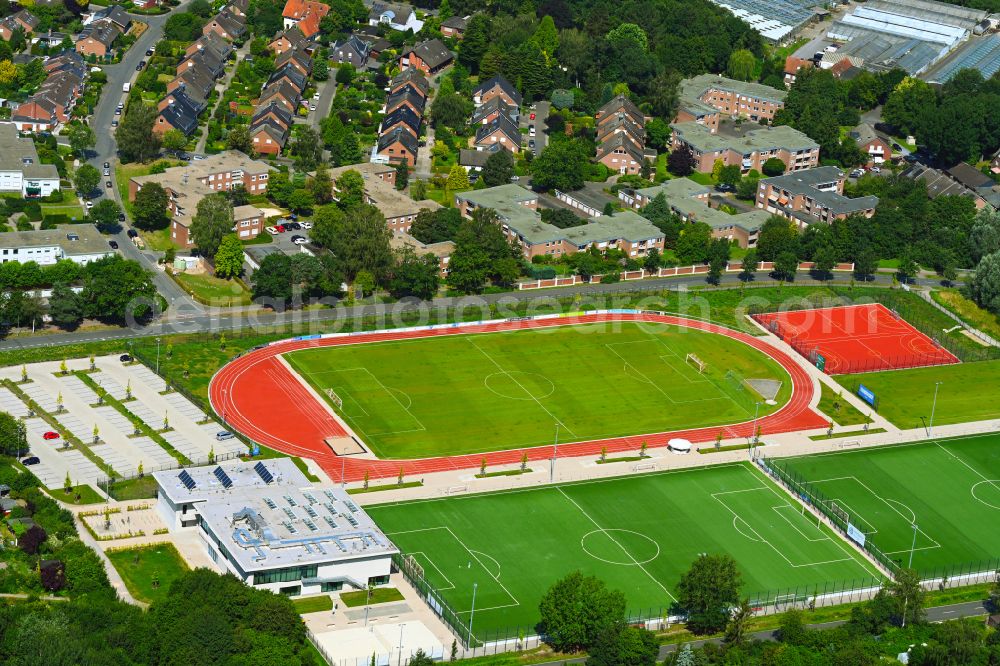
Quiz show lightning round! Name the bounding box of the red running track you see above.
[209,312,827,482]
[753,303,959,375]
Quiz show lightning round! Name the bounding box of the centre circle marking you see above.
[484,372,555,401]
[580,529,660,565]
[971,480,1000,510]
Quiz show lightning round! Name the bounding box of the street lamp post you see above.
[908,523,918,569]
[155,337,161,374]
[928,382,942,437]
[749,402,761,452]
[549,424,560,482]
[467,582,478,649]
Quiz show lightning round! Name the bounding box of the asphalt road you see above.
[0,271,951,351]
[511,599,989,665]
[523,100,549,156]
[84,3,199,313]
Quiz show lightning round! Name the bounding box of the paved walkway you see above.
[195,41,250,154]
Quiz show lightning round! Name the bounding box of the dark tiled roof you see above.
[378,126,418,154]
[473,74,521,107]
[381,105,421,135]
[403,39,453,70]
[390,67,429,96]
[475,113,520,146]
[385,87,425,115]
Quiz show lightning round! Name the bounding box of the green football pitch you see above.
[835,360,1000,430]
[367,463,879,638]
[284,322,791,459]
[773,433,1000,575]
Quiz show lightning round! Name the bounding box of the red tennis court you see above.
[754,303,958,375]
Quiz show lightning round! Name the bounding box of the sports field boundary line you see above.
[744,463,885,579]
[407,550,457,591]
[555,486,678,603]
[444,526,521,610]
[770,505,831,543]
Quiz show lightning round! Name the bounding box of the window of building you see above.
[321,581,343,592]
[255,565,318,585]
[279,585,301,596]
[368,575,390,587]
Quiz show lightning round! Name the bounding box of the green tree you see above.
[164,12,207,41]
[389,248,439,300]
[812,244,837,279]
[308,164,333,205]
[81,256,157,322]
[970,251,1000,314]
[67,123,96,157]
[532,139,588,191]
[47,282,83,329]
[290,126,323,171]
[447,209,520,294]
[756,216,799,261]
[762,157,786,177]
[774,250,799,281]
[854,248,878,281]
[116,102,161,164]
[482,149,515,187]
[410,208,462,244]
[969,208,1000,264]
[190,194,233,258]
[335,170,365,209]
[538,571,627,652]
[739,249,759,282]
[885,568,927,627]
[226,125,253,154]
[0,411,27,456]
[73,164,99,198]
[252,253,294,304]
[605,23,647,51]
[132,182,169,231]
[161,129,188,154]
[726,49,757,82]
[675,222,712,265]
[532,15,559,59]
[883,76,937,137]
[724,599,753,645]
[446,164,470,191]
[312,56,329,81]
[677,554,742,634]
[395,161,409,191]
[897,252,918,283]
[214,234,244,279]
[586,626,658,666]
[431,93,473,130]
[315,204,393,282]
[89,199,122,233]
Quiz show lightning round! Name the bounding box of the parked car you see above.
[715,183,735,193]
[119,353,132,362]
[42,431,60,440]
[21,456,39,466]
[216,431,234,441]
[103,168,110,176]
[108,240,118,249]
[85,201,93,209]
[114,107,121,115]
[111,120,118,127]
[118,213,126,222]
[136,63,143,71]
[529,112,535,120]
[146,48,154,56]
[313,92,321,100]
[192,155,206,161]
[291,235,307,245]
[106,181,112,188]
[275,224,286,233]
[299,221,312,230]
[127,229,138,238]
[104,161,110,169]
[528,139,535,148]
[309,103,316,111]
[265,226,278,235]
[870,166,881,173]
[892,143,903,152]
[287,222,301,230]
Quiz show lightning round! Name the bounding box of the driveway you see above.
[521,100,549,156]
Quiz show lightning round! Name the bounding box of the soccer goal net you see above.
[685,353,707,374]
[324,388,343,409]
[402,554,425,580]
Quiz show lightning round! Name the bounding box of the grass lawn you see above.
[817,382,872,427]
[834,360,1000,430]
[340,587,405,607]
[293,595,333,613]
[931,288,1000,342]
[51,484,105,504]
[687,171,716,186]
[115,159,184,210]
[284,321,792,459]
[106,543,190,605]
[174,272,252,306]
[107,474,160,501]
[140,227,175,252]
[773,433,1000,575]
[368,462,878,637]
[40,203,86,221]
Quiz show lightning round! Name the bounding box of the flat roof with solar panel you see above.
[153,458,398,576]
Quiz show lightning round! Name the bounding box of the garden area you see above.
[106,543,190,605]
[173,272,252,306]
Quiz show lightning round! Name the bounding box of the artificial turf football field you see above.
[367,462,880,637]
[773,433,1000,575]
[284,322,791,459]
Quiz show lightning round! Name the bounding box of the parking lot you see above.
[0,355,246,494]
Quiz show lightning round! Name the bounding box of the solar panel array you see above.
[304,519,318,531]
[283,495,297,507]
[264,497,277,509]
[303,491,317,504]
[345,500,359,513]
[178,470,196,490]
[304,505,318,518]
[283,507,296,521]
[282,520,297,534]
[213,466,233,489]
[324,515,337,529]
[254,461,274,484]
[346,514,359,527]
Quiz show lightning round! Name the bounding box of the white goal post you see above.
[324,388,343,409]
[685,353,707,374]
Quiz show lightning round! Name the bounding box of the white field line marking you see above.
[467,338,576,437]
[408,551,457,591]
[744,466,883,579]
[771,505,830,543]
[556,487,678,603]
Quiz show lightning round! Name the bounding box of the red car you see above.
[275,224,286,233]
[43,431,60,440]
[529,112,535,120]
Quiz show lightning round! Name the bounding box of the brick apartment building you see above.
[455,184,664,260]
[670,122,819,174]
[756,166,879,226]
[674,74,788,134]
